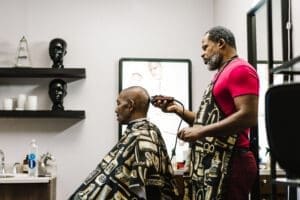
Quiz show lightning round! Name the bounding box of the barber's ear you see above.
[64,50,67,55]
[218,39,226,48]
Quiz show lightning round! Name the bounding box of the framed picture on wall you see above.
[118,57,192,162]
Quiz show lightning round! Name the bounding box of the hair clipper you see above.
[150,95,174,105]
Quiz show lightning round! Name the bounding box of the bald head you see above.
[115,86,150,124]
[121,86,150,113]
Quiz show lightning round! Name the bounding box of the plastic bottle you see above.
[28,139,38,177]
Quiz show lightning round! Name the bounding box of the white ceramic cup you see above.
[17,94,27,110]
[26,96,38,110]
[3,98,13,110]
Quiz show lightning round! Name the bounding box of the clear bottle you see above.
[28,139,38,177]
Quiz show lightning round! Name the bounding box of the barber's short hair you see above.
[206,26,236,49]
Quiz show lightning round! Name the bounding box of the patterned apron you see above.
[184,81,238,200]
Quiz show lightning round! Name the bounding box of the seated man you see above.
[69,86,179,200]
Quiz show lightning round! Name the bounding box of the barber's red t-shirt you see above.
[212,58,259,148]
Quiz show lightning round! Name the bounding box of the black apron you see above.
[184,81,238,200]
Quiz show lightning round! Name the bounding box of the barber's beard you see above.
[207,53,223,71]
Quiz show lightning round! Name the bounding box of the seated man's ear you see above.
[128,99,135,108]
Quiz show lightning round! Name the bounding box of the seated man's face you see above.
[115,93,132,124]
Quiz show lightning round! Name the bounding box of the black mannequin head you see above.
[49,79,67,110]
[49,38,67,69]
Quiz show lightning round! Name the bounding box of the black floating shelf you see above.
[0,67,86,84]
[0,110,85,119]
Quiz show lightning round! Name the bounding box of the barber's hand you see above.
[151,95,178,113]
[177,125,204,142]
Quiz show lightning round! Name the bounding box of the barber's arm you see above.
[177,94,258,142]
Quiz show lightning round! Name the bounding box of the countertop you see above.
[174,168,286,176]
[0,173,52,184]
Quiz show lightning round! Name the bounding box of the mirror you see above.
[118,58,192,162]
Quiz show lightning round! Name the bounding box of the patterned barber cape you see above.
[69,119,179,200]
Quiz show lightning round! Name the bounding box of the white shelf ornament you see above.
[15,36,32,67]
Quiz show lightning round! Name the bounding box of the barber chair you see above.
[265,83,300,200]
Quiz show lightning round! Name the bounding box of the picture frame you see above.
[118,57,192,161]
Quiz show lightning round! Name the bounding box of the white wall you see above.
[213,0,254,59]
[0,0,216,199]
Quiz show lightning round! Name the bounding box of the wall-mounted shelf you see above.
[0,67,86,120]
[0,110,85,119]
[0,67,86,84]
